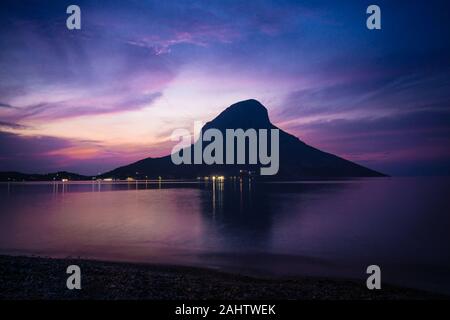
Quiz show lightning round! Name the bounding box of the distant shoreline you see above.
[0,176,387,183]
[0,254,446,300]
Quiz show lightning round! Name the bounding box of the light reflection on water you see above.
[0,177,449,294]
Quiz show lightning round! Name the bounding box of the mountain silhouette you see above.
[102,99,385,179]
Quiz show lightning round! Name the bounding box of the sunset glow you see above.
[1,0,449,175]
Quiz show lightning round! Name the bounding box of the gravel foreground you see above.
[0,255,446,300]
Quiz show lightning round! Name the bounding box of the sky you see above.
[0,0,449,176]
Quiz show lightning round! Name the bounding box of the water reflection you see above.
[0,178,449,294]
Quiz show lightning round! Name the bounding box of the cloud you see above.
[0,131,113,174]
[10,92,163,121]
[0,102,18,109]
[287,109,450,176]
[0,130,171,175]
[0,0,449,176]
[0,130,75,173]
[0,1,177,121]
[0,121,29,130]
[277,52,450,123]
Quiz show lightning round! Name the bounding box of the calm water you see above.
[1,178,450,294]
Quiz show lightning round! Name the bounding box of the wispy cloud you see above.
[0,0,449,175]
[0,102,18,109]
[7,92,163,121]
[0,121,29,130]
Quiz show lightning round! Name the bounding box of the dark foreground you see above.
[0,255,446,300]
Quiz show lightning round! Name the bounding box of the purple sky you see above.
[0,0,449,176]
